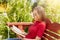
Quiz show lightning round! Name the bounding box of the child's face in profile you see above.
[32,9,41,21]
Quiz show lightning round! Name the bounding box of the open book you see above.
[10,25,25,37]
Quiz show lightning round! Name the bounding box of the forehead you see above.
[33,9,38,13]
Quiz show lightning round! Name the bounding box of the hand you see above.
[7,22,13,27]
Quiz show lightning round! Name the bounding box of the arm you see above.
[22,22,46,40]
[7,22,33,27]
[10,25,28,38]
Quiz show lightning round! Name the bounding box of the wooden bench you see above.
[7,18,60,40]
[41,19,60,40]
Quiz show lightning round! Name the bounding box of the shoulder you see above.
[39,21,46,27]
[37,22,46,30]
[41,22,46,25]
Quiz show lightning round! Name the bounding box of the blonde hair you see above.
[32,6,46,21]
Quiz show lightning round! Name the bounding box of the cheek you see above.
[34,16,39,20]
[36,14,40,18]
[38,15,40,19]
[36,14,41,20]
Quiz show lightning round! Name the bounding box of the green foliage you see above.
[0,0,33,39]
[0,0,7,4]
[7,0,32,22]
[45,0,60,23]
[38,0,60,23]
[0,14,8,38]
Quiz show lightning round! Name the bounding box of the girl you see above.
[7,6,46,40]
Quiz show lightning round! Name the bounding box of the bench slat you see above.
[45,29,60,39]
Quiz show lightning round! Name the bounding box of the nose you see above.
[30,12,34,18]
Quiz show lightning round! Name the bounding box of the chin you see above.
[34,19,38,21]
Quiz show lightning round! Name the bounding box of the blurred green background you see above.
[0,0,60,39]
